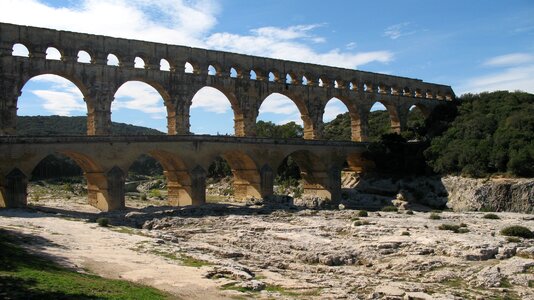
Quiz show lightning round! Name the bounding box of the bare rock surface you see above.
[1,199,533,299]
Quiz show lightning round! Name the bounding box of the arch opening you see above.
[402,105,427,141]
[77,50,91,64]
[268,71,277,82]
[230,67,238,78]
[184,62,194,73]
[107,53,119,66]
[112,81,169,134]
[257,93,305,139]
[208,65,217,76]
[368,101,398,141]
[250,70,257,80]
[274,155,302,198]
[134,57,145,69]
[12,43,29,57]
[285,73,294,84]
[322,97,353,141]
[45,47,61,60]
[160,59,171,71]
[18,74,87,129]
[27,151,106,210]
[190,86,238,135]
[126,154,167,207]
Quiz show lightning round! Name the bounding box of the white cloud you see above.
[190,87,231,114]
[259,94,300,115]
[206,29,392,69]
[461,65,534,94]
[28,75,86,116]
[113,82,166,119]
[459,53,534,94]
[323,98,348,122]
[483,53,534,67]
[2,0,395,130]
[384,22,415,40]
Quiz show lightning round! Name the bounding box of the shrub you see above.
[438,224,469,233]
[406,210,414,215]
[506,237,521,243]
[357,210,369,217]
[382,206,398,212]
[353,220,370,226]
[483,213,500,220]
[500,226,534,239]
[141,193,147,201]
[401,231,410,236]
[429,213,442,220]
[96,217,109,227]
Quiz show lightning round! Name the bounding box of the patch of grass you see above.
[500,277,512,288]
[438,224,469,233]
[381,206,398,212]
[500,226,534,239]
[401,231,410,236]
[357,210,368,217]
[429,213,442,220]
[483,213,500,220]
[179,254,212,268]
[405,210,414,215]
[441,277,464,288]
[96,217,109,227]
[529,280,534,288]
[506,237,521,243]
[353,220,370,226]
[0,229,169,299]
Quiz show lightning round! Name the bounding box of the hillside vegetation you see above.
[17,91,534,179]
[425,91,534,177]
[17,116,164,136]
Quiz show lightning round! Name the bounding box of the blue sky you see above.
[2,0,533,134]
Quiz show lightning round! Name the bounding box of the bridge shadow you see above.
[0,228,101,300]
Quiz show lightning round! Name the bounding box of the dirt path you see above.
[0,209,232,300]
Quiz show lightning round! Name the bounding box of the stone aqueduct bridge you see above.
[0,23,455,211]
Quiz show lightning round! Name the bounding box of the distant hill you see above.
[17,116,164,136]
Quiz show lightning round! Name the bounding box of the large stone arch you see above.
[367,100,402,134]
[219,150,263,200]
[112,79,175,134]
[189,85,246,136]
[124,150,200,206]
[322,96,365,141]
[257,91,317,139]
[275,149,340,201]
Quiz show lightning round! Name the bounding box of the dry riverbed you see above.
[1,195,533,299]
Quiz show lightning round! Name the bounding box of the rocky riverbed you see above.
[3,179,532,299]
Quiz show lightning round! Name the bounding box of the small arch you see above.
[268,71,276,82]
[318,78,324,87]
[208,64,217,76]
[319,76,330,88]
[107,53,120,66]
[185,62,194,73]
[425,90,433,99]
[334,80,342,89]
[12,43,30,57]
[349,82,355,91]
[45,47,61,60]
[230,67,238,78]
[160,59,171,71]
[134,57,145,69]
[250,70,257,80]
[77,50,92,64]
[285,73,294,84]
[391,86,400,95]
[403,87,411,96]
[302,75,309,85]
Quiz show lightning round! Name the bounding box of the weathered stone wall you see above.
[0,22,455,140]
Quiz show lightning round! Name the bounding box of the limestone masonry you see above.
[0,23,455,211]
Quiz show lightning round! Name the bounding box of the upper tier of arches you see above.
[2,22,454,101]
